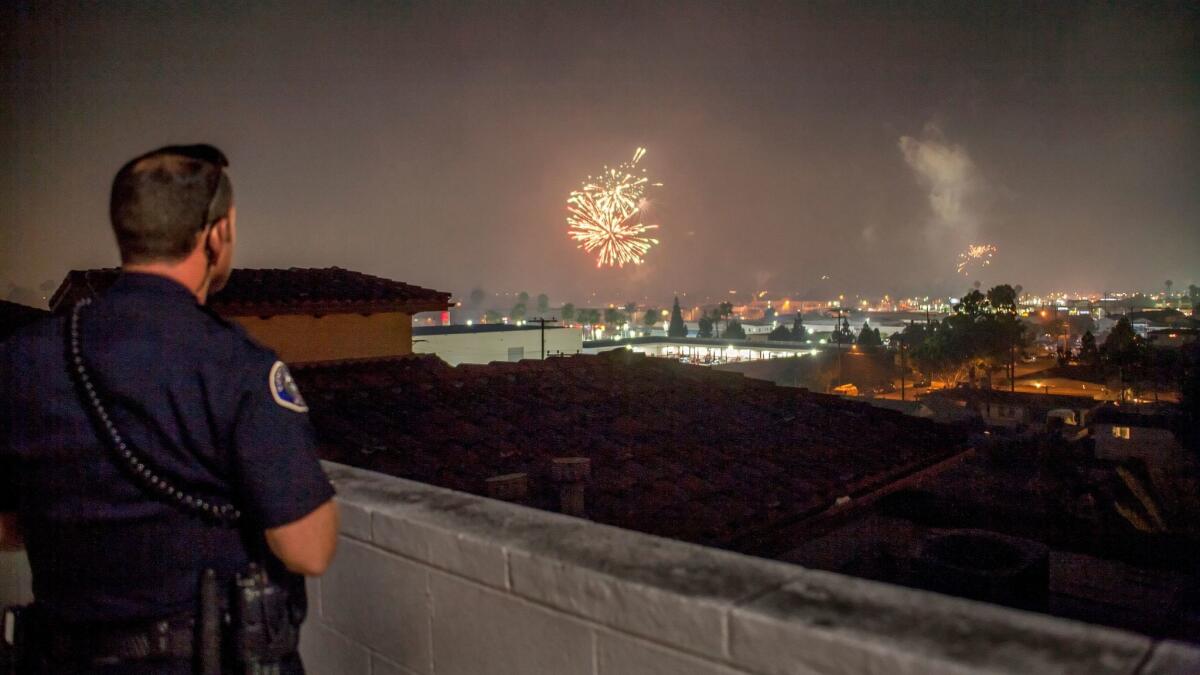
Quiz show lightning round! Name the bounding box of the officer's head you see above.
[110,144,236,293]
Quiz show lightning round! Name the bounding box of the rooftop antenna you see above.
[527,316,560,359]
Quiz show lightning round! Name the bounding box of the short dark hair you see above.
[109,144,233,263]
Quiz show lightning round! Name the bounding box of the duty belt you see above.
[45,615,195,666]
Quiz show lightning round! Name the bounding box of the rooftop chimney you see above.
[485,473,529,502]
[551,457,591,517]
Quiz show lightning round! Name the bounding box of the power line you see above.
[526,316,560,359]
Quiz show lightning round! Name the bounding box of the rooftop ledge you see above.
[301,461,1200,675]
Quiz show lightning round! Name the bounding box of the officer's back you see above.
[0,144,339,674]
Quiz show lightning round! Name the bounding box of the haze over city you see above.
[2,1,1197,306]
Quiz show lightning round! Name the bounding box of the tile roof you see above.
[294,350,967,551]
[49,267,452,316]
[924,388,1100,412]
[0,299,50,342]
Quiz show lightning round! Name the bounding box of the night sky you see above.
[2,1,1197,307]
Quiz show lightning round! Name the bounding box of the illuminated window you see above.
[1112,426,1131,440]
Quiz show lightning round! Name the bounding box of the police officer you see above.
[0,144,339,673]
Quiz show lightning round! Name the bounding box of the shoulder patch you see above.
[269,361,309,413]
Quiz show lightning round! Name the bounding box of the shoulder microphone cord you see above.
[69,298,242,526]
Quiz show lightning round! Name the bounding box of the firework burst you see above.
[567,147,662,268]
[956,243,997,275]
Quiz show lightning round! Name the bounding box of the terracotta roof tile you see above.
[49,267,451,316]
[295,350,967,552]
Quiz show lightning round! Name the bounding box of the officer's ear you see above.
[206,214,233,257]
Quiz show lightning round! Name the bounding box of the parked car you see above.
[912,378,931,388]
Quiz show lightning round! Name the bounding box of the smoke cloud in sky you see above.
[2,3,1197,301]
[898,124,982,244]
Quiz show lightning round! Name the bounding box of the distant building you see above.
[1091,405,1187,465]
[1147,328,1198,349]
[922,388,1100,430]
[50,267,451,364]
[582,335,824,363]
[412,323,583,365]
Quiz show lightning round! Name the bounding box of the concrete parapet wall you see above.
[3,462,1197,672]
[300,462,1200,675]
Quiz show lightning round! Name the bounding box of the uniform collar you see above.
[108,272,202,306]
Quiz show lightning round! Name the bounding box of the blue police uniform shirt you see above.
[0,272,335,623]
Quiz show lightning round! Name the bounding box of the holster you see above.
[3,604,35,675]
[5,565,303,675]
[228,564,303,674]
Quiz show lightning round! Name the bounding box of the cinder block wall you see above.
[300,463,1198,675]
[3,463,1196,673]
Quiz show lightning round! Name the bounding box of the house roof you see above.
[1090,402,1181,429]
[49,267,452,316]
[0,299,50,342]
[583,335,821,349]
[413,324,567,336]
[924,387,1100,411]
[293,350,967,551]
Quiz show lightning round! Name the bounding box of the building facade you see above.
[50,267,452,364]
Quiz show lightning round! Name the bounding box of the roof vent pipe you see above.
[485,473,529,502]
[551,457,591,517]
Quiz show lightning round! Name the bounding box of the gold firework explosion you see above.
[956,243,997,275]
[567,147,662,268]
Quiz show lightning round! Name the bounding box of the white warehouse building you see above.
[412,324,584,365]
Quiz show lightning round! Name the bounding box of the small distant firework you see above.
[567,147,662,268]
[956,244,997,275]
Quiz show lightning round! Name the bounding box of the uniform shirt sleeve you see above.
[229,354,334,529]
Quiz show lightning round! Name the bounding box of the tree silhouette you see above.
[668,297,688,338]
[725,320,747,340]
[856,322,883,347]
[712,302,733,337]
[1102,316,1144,400]
[791,313,806,341]
[1080,330,1099,366]
[560,303,576,323]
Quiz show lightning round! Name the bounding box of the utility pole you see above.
[832,307,847,388]
[1010,336,1016,393]
[898,334,907,402]
[527,317,560,359]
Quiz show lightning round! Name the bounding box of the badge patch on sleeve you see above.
[269,361,309,413]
